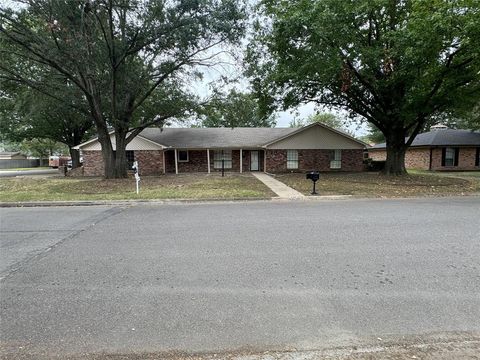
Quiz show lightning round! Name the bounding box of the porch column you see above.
[162,150,166,174]
[263,150,267,172]
[207,149,211,173]
[239,149,243,173]
[174,149,178,174]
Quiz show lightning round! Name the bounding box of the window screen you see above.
[330,149,342,169]
[287,150,298,169]
[214,150,232,169]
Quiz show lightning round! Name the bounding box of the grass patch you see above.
[0,173,276,202]
[276,171,480,198]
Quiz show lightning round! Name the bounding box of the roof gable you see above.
[264,123,366,149]
[77,133,166,150]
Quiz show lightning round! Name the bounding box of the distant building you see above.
[0,152,27,160]
[369,129,480,170]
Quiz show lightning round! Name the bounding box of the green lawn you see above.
[0,173,276,202]
[275,171,480,197]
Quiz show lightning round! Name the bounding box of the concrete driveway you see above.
[1,198,479,359]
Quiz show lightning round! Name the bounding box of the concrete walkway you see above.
[252,172,305,199]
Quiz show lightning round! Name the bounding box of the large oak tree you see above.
[1,0,245,178]
[247,0,480,174]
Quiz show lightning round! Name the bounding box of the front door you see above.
[250,151,259,171]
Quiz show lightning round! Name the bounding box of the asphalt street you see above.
[1,198,479,359]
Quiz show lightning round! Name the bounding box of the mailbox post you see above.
[132,161,140,194]
[306,171,320,195]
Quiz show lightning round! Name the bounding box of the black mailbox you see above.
[306,171,320,182]
[306,171,320,195]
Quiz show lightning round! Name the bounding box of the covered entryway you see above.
[250,151,259,171]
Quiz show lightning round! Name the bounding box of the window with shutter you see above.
[444,148,456,167]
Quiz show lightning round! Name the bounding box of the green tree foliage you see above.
[1,0,245,178]
[248,0,480,174]
[289,112,349,132]
[360,124,386,145]
[19,138,67,160]
[0,73,94,168]
[201,90,276,128]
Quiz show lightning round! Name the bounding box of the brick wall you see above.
[369,148,430,169]
[265,149,364,173]
[368,150,386,161]
[83,150,164,176]
[431,147,479,171]
[135,150,164,175]
[83,150,104,176]
[369,147,480,170]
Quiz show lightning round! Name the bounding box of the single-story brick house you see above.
[368,129,480,171]
[75,123,367,176]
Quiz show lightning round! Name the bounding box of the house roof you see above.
[371,129,480,149]
[138,127,297,149]
[75,124,367,150]
[76,128,297,150]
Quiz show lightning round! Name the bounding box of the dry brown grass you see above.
[276,171,480,197]
[0,173,275,202]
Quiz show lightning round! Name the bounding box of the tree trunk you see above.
[382,129,408,175]
[113,129,128,178]
[69,147,81,168]
[96,125,117,179]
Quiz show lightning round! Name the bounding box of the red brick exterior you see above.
[368,147,480,170]
[165,150,209,173]
[135,150,164,175]
[83,150,164,176]
[83,150,104,176]
[265,149,364,173]
[83,148,366,176]
[431,147,479,171]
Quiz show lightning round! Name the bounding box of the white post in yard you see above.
[132,161,140,194]
[239,149,243,173]
[174,149,178,175]
[207,149,210,174]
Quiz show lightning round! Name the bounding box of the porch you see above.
[164,149,265,174]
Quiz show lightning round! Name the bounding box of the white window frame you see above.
[287,150,299,169]
[213,150,232,169]
[178,150,189,162]
[330,149,342,169]
[444,147,455,167]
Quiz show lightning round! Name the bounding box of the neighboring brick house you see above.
[368,129,480,171]
[75,123,367,176]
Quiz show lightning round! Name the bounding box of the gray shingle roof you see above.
[139,127,298,149]
[371,129,480,149]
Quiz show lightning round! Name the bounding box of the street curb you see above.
[1,193,479,208]
[0,197,275,208]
